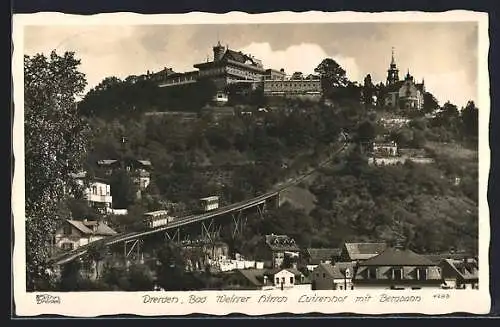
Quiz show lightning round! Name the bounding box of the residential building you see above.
[266,268,308,290]
[263,76,322,96]
[383,48,425,111]
[340,242,387,262]
[352,247,443,290]
[223,268,269,290]
[439,258,479,289]
[304,248,342,271]
[311,262,355,290]
[71,172,113,215]
[372,141,398,157]
[223,268,308,290]
[255,234,301,268]
[54,219,118,251]
[96,158,152,191]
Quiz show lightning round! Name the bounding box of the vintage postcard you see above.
[12,11,490,316]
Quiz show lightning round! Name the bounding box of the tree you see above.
[291,72,304,80]
[461,101,479,141]
[24,51,90,290]
[109,168,138,209]
[314,58,349,95]
[423,92,440,114]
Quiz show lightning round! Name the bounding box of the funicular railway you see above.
[50,135,349,266]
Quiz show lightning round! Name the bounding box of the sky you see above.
[24,22,478,108]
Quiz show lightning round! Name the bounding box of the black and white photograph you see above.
[12,11,490,316]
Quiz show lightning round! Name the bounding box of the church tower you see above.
[213,41,226,62]
[386,47,399,85]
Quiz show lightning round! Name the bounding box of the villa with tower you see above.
[383,48,425,111]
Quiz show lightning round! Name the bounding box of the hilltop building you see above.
[383,48,425,111]
[145,41,322,97]
[70,172,113,215]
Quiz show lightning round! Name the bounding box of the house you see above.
[265,268,309,290]
[54,219,118,251]
[340,242,387,262]
[352,247,443,290]
[304,248,342,271]
[223,268,308,290]
[255,234,301,268]
[372,141,398,157]
[311,262,355,290]
[439,258,479,289]
[71,172,113,215]
[223,269,270,290]
[96,158,152,192]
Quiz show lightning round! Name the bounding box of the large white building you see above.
[54,219,118,251]
[71,172,113,214]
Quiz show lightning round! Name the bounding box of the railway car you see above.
[143,210,174,229]
[199,196,219,212]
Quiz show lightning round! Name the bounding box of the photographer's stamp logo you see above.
[36,294,61,304]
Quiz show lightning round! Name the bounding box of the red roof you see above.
[359,247,435,266]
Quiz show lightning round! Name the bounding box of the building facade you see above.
[352,247,443,290]
[383,48,425,111]
[54,219,118,251]
[71,172,113,214]
[255,234,301,268]
[311,262,355,290]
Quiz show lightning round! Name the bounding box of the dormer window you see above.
[392,268,403,281]
[368,268,377,279]
[416,268,427,281]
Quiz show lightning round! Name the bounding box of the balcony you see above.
[86,193,113,204]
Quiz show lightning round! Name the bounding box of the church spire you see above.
[386,47,399,85]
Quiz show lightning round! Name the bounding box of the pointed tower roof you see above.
[391,47,396,66]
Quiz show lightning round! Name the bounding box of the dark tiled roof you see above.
[317,262,355,279]
[224,49,250,64]
[237,269,266,286]
[359,247,434,266]
[344,243,387,260]
[442,259,478,281]
[424,253,473,264]
[307,248,341,262]
[265,234,301,252]
[66,220,118,236]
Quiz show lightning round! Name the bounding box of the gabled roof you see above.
[66,220,118,236]
[343,243,387,261]
[442,259,478,281]
[307,248,341,263]
[223,49,252,64]
[265,234,301,252]
[97,159,119,166]
[317,262,355,279]
[359,247,435,266]
[424,253,474,265]
[237,269,266,286]
[265,267,304,277]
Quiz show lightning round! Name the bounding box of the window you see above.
[416,268,427,281]
[275,277,279,284]
[368,268,377,279]
[323,273,326,278]
[62,243,74,250]
[290,277,294,284]
[281,277,285,285]
[339,285,343,290]
[392,268,403,281]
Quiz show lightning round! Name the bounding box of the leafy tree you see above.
[24,51,90,290]
[423,92,440,114]
[314,58,349,95]
[461,101,479,141]
[109,168,138,209]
